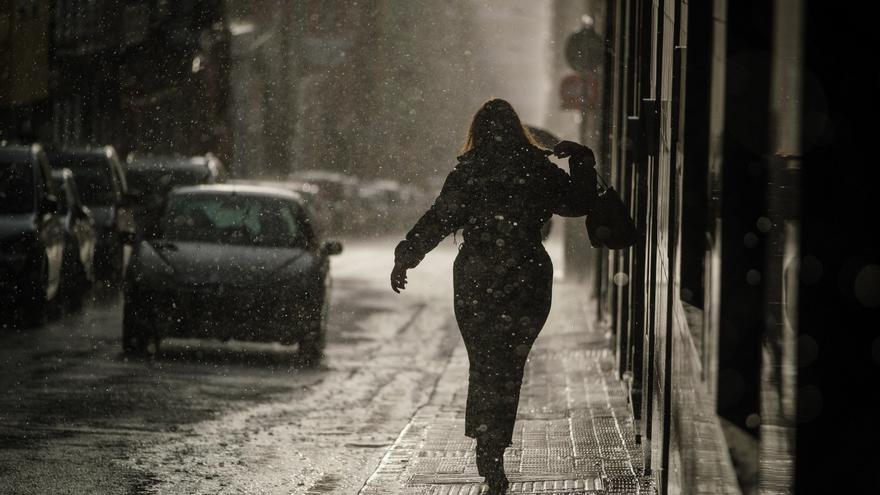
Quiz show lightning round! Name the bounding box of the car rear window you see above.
[162,193,308,248]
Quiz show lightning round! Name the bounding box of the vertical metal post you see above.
[760,0,801,491]
[595,0,617,325]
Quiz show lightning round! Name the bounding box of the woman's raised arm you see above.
[553,142,597,217]
[393,165,469,271]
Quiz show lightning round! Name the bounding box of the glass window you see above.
[162,193,307,248]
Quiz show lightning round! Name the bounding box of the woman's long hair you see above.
[461,99,541,154]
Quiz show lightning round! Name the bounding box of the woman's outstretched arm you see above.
[553,141,598,217]
[392,166,468,282]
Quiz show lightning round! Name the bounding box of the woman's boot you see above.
[476,437,509,494]
[485,472,510,494]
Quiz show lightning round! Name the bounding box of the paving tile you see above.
[359,285,654,494]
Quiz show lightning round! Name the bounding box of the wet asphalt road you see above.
[0,238,461,494]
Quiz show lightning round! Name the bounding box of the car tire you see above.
[299,296,327,366]
[122,299,159,357]
[300,328,324,366]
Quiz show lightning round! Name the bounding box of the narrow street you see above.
[0,238,462,494]
[2,1,871,492]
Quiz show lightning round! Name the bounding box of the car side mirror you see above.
[320,240,343,256]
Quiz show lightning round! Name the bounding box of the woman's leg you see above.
[454,248,552,490]
[475,433,505,476]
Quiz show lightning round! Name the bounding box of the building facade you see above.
[0,0,51,143]
[596,0,804,492]
[2,0,231,164]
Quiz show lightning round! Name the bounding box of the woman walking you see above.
[390,98,596,493]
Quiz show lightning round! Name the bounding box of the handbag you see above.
[585,176,638,249]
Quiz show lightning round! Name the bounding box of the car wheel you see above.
[299,297,327,366]
[299,328,324,366]
[122,299,159,357]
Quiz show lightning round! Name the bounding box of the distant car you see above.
[122,185,343,362]
[358,180,398,228]
[228,179,329,236]
[289,169,358,201]
[288,169,359,233]
[0,144,65,326]
[47,146,136,283]
[124,153,227,237]
[51,168,97,311]
[357,179,429,233]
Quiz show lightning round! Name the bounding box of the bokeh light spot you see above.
[854,264,880,308]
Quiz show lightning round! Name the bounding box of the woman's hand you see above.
[553,140,594,160]
[390,262,408,293]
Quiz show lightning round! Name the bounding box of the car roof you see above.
[46,146,111,157]
[50,168,74,181]
[126,154,211,171]
[229,179,319,193]
[46,146,114,165]
[170,184,304,202]
[0,144,40,160]
[291,169,358,184]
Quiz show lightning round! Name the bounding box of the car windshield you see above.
[162,193,308,248]
[0,158,35,214]
[127,166,209,198]
[54,157,115,206]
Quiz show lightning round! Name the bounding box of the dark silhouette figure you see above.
[391,99,596,493]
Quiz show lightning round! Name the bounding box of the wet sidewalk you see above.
[359,281,654,494]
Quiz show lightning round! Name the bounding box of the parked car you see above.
[124,152,227,237]
[288,169,359,234]
[47,146,136,283]
[122,184,343,363]
[51,168,97,311]
[228,179,329,236]
[356,179,429,234]
[0,144,65,326]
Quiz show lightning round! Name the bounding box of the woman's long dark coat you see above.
[395,145,596,446]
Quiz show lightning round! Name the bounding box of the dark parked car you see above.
[51,168,97,311]
[288,169,359,234]
[122,185,343,362]
[228,179,328,235]
[124,153,227,238]
[0,144,65,326]
[47,146,136,283]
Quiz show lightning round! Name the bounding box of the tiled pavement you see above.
[359,283,655,495]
